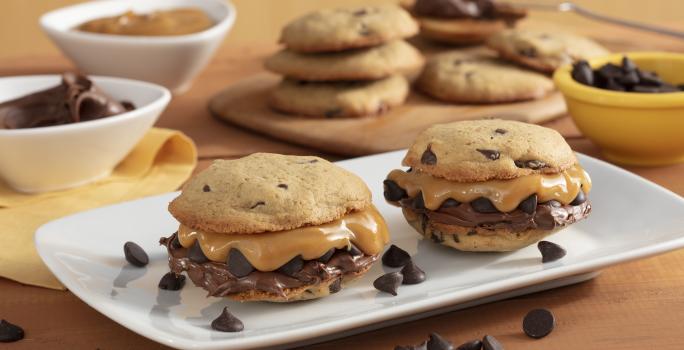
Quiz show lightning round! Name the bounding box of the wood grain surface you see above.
[2,1,684,349]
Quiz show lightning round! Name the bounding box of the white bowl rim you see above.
[0,75,171,136]
[39,0,236,45]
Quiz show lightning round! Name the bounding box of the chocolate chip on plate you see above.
[158,272,186,291]
[456,339,483,350]
[123,241,149,267]
[471,197,499,214]
[523,308,556,339]
[421,145,438,165]
[571,60,594,86]
[570,190,586,205]
[278,255,304,276]
[476,149,500,161]
[0,319,24,343]
[374,272,403,296]
[317,248,336,263]
[427,332,454,350]
[188,240,209,264]
[401,261,426,285]
[537,241,566,263]
[482,335,504,350]
[518,194,537,214]
[227,249,255,278]
[384,179,408,202]
[211,307,244,332]
[382,244,411,268]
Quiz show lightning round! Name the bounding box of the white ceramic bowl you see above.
[40,0,236,94]
[0,75,171,193]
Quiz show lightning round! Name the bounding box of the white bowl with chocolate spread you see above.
[40,0,236,94]
[0,74,171,193]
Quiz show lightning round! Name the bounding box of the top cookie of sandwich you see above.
[280,5,419,53]
[487,28,609,73]
[403,120,577,182]
[169,153,371,234]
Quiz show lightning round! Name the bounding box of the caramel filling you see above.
[387,164,591,212]
[177,205,389,272]
[77,8,214,36]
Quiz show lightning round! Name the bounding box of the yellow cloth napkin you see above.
[0,127,197,290]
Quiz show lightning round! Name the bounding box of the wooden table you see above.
[3,16,684,350]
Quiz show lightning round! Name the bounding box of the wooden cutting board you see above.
[209,73,566,156]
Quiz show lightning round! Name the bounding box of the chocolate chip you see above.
[414,193,426,210]
[456,339,482,350]
[211,307,244,332]
[396,341,428,350]
[278,255,303,276]
[249,201,265,209]
[638,70,663,86]
[348,244,363,257]
[353,9,367,16]
[329,278,342,294]
[598,63,623,80]
[471,197,499,213]
[523,308,555,339]
[227,249,255,278]
[382,244,411,268]
[121,100,136,111]
[158,272,186,290]
[570,190,586,205]
[0,319,24,342]
[383,179,408,202]
[431,232,445,243]
[277,183,288,189]
[373,272,403,296]
[170,234,182,249]
[518,194,537,214]
[317,248,335,263]
[123,241,149,267]
[482,335,503,350]
[325,108,342,118]
[467,229,477,236]
[618,70,639,86]
[622,56,637,72]
[427,332,453,350]
[476,149,500,160]
[494,128,507,135]
[188,240,209,264]
[571,60,594,86]
[401,261,426,285]
[407,167,413,172]
[538,241,566,263]
[440,198,460,209]
[203,184,211,192]
[421,213,429,234]
[605,78,625,91]
[421,145,437,165]
[525,160,546,170]
[518,47,537,57]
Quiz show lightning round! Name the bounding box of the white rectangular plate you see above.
[36,152,684,350]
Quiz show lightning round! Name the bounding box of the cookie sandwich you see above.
[383,120,592,252]
[161,153,389,302]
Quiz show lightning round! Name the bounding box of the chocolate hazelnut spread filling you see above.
[413,0,526,22]
[161,233,378,297]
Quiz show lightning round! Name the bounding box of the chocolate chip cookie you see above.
[164,153,390,302]
[417,50,554,103]
[268,75,409,118]
[280,5,419,53]
[383,119,592,252]
[487,28,610,73]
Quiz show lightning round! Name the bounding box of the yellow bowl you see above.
[554,52,684,166]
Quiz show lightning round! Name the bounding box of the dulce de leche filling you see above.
[387,164,591,212]
[177,205,389,272]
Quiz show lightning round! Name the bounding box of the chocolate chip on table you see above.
[123,241,149,267]
[373,272,403,296]
[476,149,500,161]
[456,339,483,350]
[277,183,288,189]
[227,249,255,278]
[421,145,438,165]
[211,307,244,332]
[523,308,556,339]
[329,278,342,294]
[470,197,499,214]
[570,190,586,205]
[384,179,408,202]
[158,272,186,291]
[401,261,426,285]
[571,60,594,86]
[317,248,336,263]
[0,319,24,343]
[482,335,504,350]
[188,240,209,264]
[440,198,461,209]
[249,201,265,209]
[382,244,411,268]
[537,241,566,263]
[202,184,211,192]
[278,255,304,276]
[518,194,538,214]
[427,332,454,350]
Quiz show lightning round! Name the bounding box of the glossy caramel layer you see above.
[77,8,214,36]
[387,164,591,212]
[177,205,389,271]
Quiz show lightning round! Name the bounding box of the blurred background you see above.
[1,0,682,59]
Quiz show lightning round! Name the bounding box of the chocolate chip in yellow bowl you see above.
[553,52,684,166]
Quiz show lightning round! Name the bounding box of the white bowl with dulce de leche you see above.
[40,0,236,93]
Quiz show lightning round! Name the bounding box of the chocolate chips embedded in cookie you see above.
[440,198,460,209]
[570,190,586,205]
[518,194,537,214]
[227,249,255,278]
[514,159,546,170]
[382,244,411,268]
[456,339,483,350]
[494,128,507,135]
[374,271,403,296]
[421,145,438,165]
[188,241,209,264]
[329,278,342,294]
[470,197,499,213]
[211,307,244,332]
[476,149,500,160]
[384,179,408,202]
[523,308,555,339]
[249,201,266,209]
[203,184,211,192]
[537,241,566,263]
[278,255,304,276]
[158,272,186,291]
[317,248,336,263]
[0,319,24,343]
[123,241,149,267]
[401,261,426,285]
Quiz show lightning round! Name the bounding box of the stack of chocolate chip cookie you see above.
[264,5,424,118]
